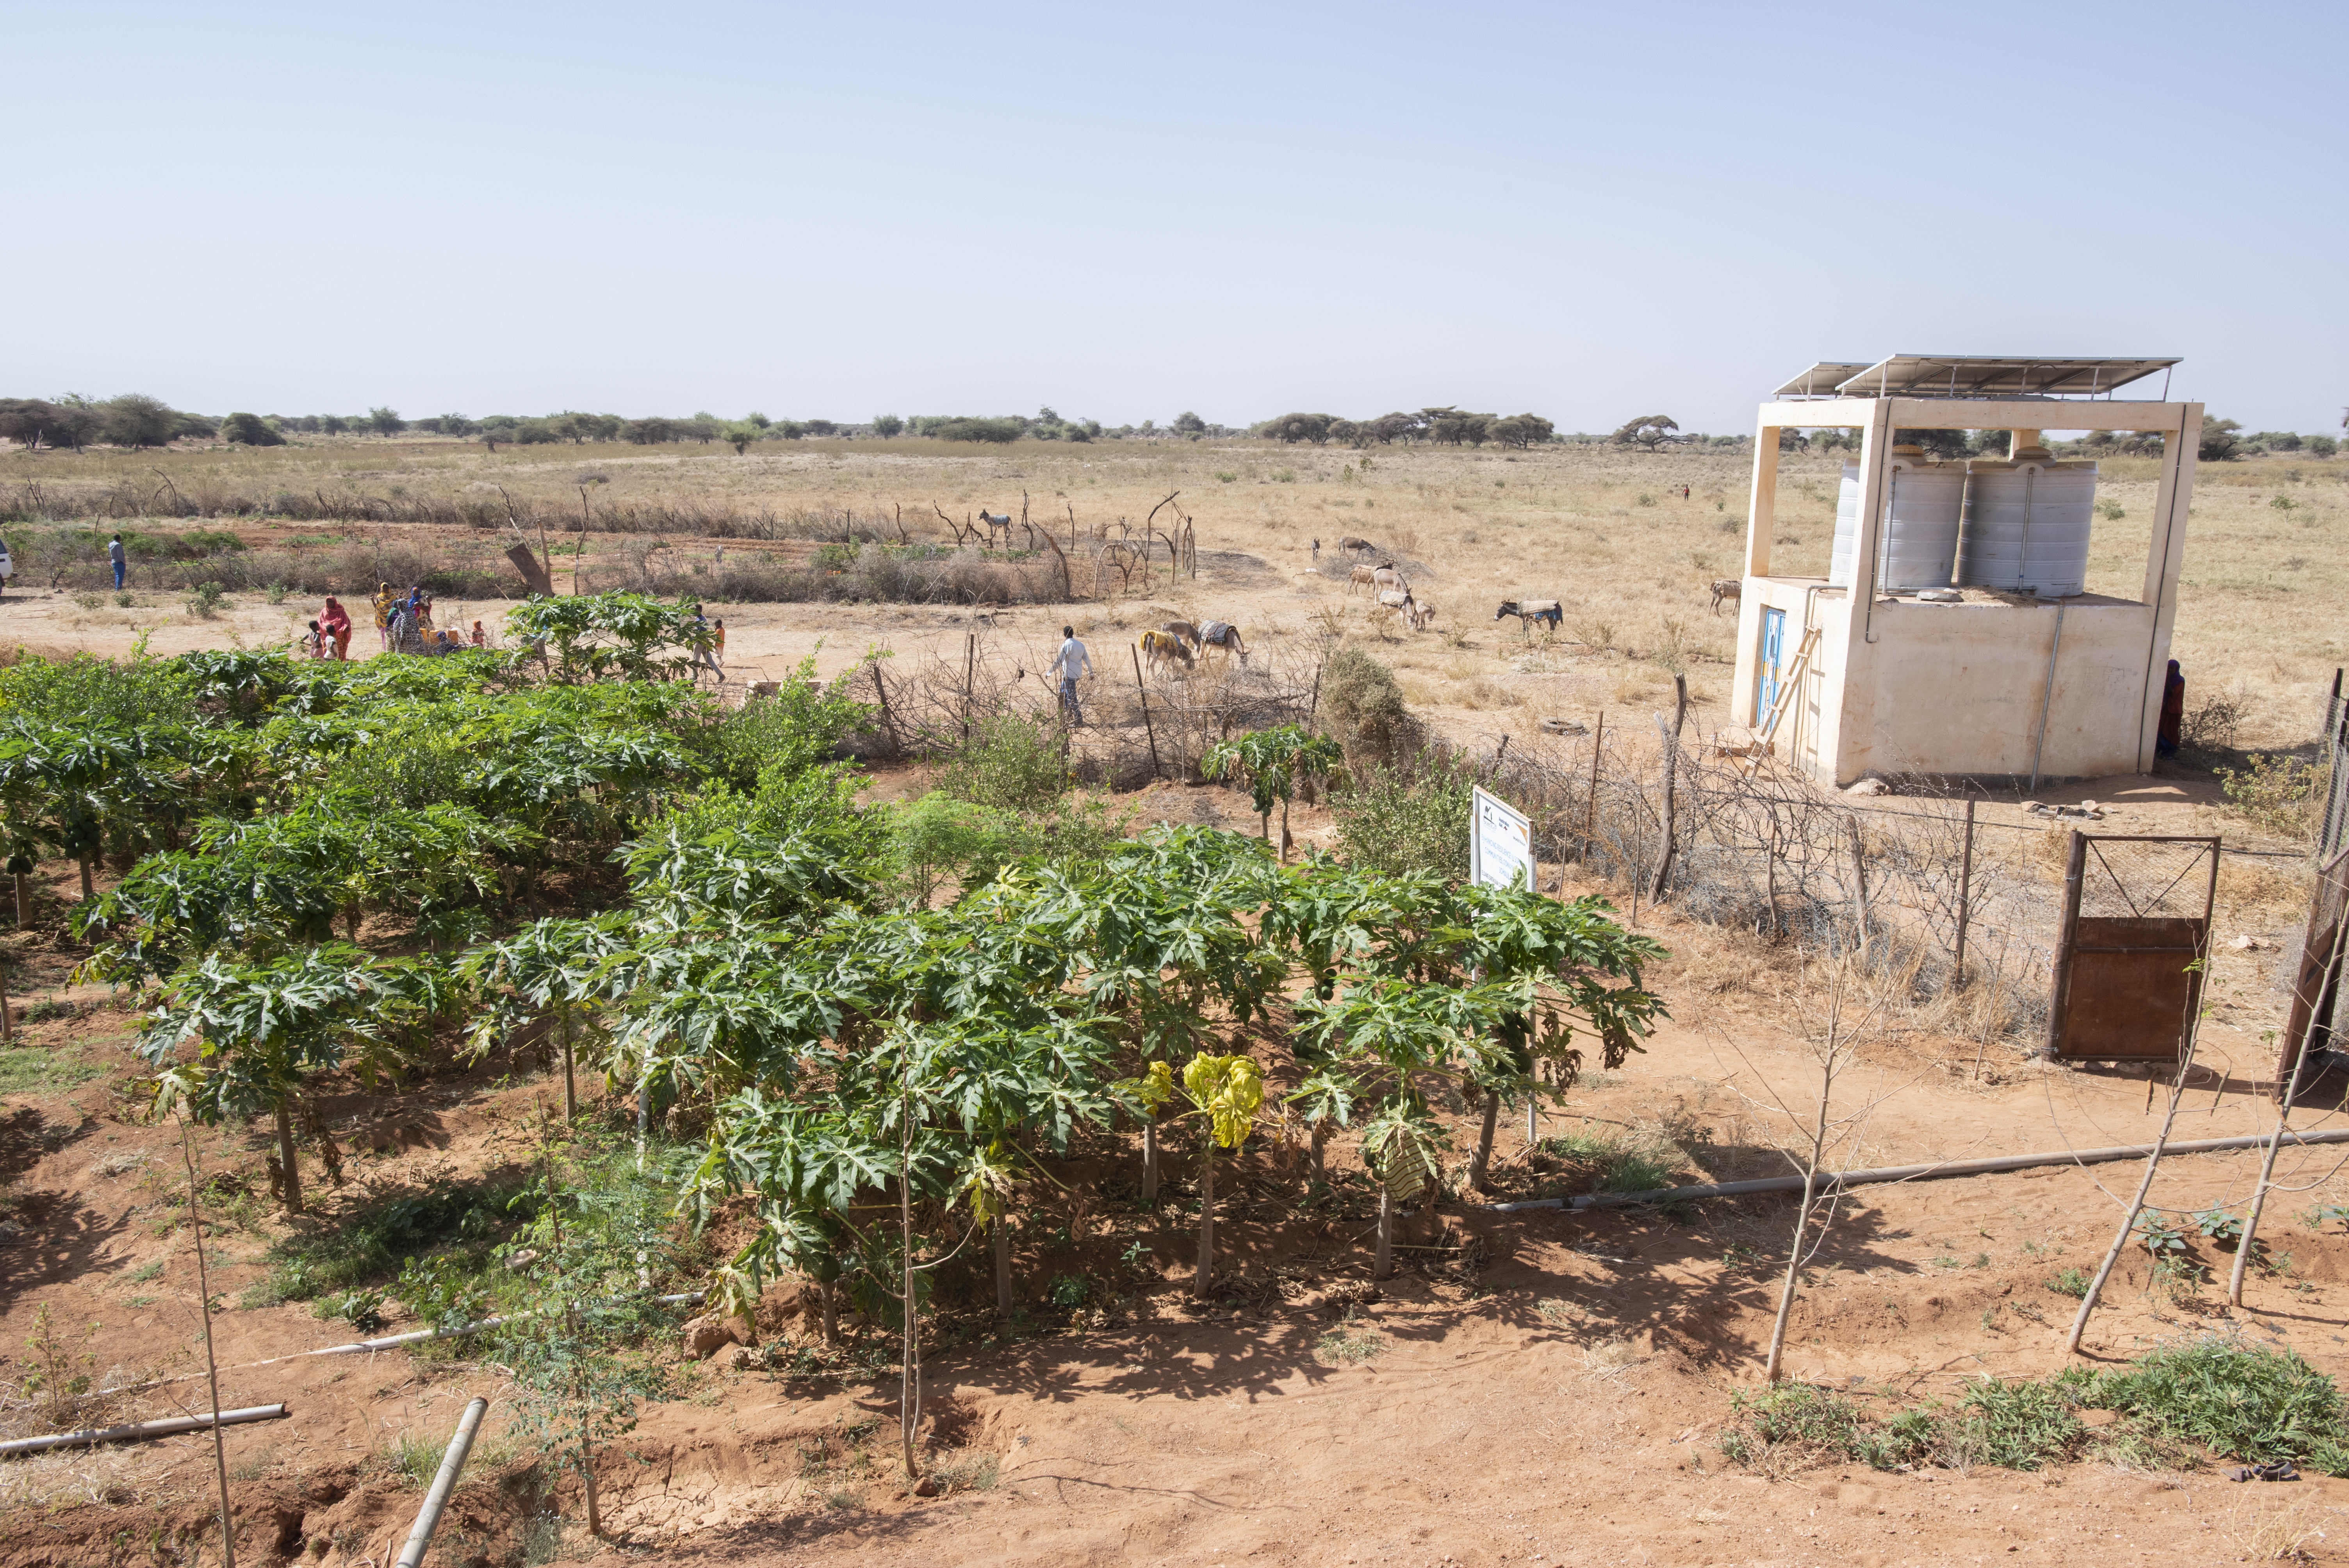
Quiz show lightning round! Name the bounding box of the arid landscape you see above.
[0,425,2344,1567]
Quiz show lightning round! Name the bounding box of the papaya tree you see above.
[1030,828,1285,1203]
[1202,725,1344,860]
[140,944,451,1213]
[1122,1050,1265,1296]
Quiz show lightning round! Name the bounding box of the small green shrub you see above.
[930,1449,1001,1491]
[1335,753,1474,882]
[2046,1267,2091,1297]
[2219,754,2326,837]
[1952,1378,2083,1470]
[1718,1383,1866,1466]
[938,714,1068,813]
[2098,1339,2344,1467]
[1538,1130,1680,1196]
[387,1429,447,1488]
[185,581,229,619]
[1048,1274,1087,1309]
[1316,1315,1384,1366]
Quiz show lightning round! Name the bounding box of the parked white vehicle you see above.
[0,535,13,595]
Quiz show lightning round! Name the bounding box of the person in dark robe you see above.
[2157,659,2185,757]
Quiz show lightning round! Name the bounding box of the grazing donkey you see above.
[1138,629,1194,673]
[1193,620,1247,666]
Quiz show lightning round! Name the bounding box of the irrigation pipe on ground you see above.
[85,1292,705,1400]
[1485,1128,2349,1213]
[0,1404,288,1459]
[396,1397,489,1568]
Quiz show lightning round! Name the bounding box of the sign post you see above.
[1470,786,1535,892]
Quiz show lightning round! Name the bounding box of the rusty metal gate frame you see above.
[2279,847,2349,1100]
[2045,832,2221,1062]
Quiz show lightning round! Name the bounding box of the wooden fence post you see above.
[1132,643,1163,779]
[962,633,975,745]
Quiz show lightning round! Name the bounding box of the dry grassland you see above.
[9,432,2344,751]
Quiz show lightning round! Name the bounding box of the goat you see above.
[1495,599,1563,637]
[1338,535,1377,554]
[978,510,1014,549]
[1709,577,1743,615]
[1194,620,1247,667]
[1381,590,1436,632]
[1347,565,1377,596]
[1138,629,1194,673]
[1372,566,1409,596]
[1161,619,1202,652]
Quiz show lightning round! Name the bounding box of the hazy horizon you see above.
[9,1,2342,435]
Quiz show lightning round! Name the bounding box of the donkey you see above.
[1193,620,1247,667]
[1495,599,1563,638]
[1338,535,1378,555]
[1138,629,1194,673]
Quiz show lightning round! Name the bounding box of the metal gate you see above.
[2279,847,2349,1097]
[2046,834,2221,1062]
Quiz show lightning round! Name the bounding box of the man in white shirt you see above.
[1048,624,1092,726]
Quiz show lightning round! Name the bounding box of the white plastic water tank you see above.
[1957,460,2098,597]
[1830,456,1966,592]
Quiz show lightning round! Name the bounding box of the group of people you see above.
[299,597,353,660]
[298,583,485,659]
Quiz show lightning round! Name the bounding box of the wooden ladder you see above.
[1743,625,1820,774]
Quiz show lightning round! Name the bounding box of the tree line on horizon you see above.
[2,393,2334,463]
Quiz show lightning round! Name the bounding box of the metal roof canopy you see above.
[1775,355,2179,400]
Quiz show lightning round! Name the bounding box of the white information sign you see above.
[1470,786,1535,891]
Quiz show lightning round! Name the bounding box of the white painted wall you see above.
[1732,579,2156,784]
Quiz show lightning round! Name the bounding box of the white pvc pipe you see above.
[1486,1127,2349,1213]
[0,1404,288,1459]
[396,1397,489,1568]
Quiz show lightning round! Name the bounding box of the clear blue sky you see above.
[10,2,2342,434]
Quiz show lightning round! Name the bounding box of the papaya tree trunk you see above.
[1194,1148,1215,1298]
[12,873,28,928]
[993,1222,1013,1317]
[274,1102,304,1216]
[77,852,93,903]
[1279,797,1293,863]
[1310,1124,1327,1182]
[1142,1116,1159,1206]
[819,1280,838,1344]
[1470,1089,1501,1192]
[560,1011,577,1123]
[1375,1187,1394,1279]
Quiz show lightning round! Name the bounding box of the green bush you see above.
[939,714,1068,812]
[1538,1130,1681,1195]
[2046,1267,2091,1297]
[2098,1340,2344,1466]
[1718,1383,1868,1466]
[220,412,284,447]
[1319,647,1411,769]
[1335,752,1474,881]
[2219,754,2326,838]
[186,581,229,619]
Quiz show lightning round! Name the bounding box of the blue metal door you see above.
[1758,607,1786,721]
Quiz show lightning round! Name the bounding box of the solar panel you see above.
[1776,356,2179,399]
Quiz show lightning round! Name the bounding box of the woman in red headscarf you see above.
[320,596,353,661]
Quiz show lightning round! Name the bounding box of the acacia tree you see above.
[1203,725,1344,860]
[141,945,449,1213]
[1611,415,1680,451]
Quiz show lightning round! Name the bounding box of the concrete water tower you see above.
[1727,356,2202,787]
